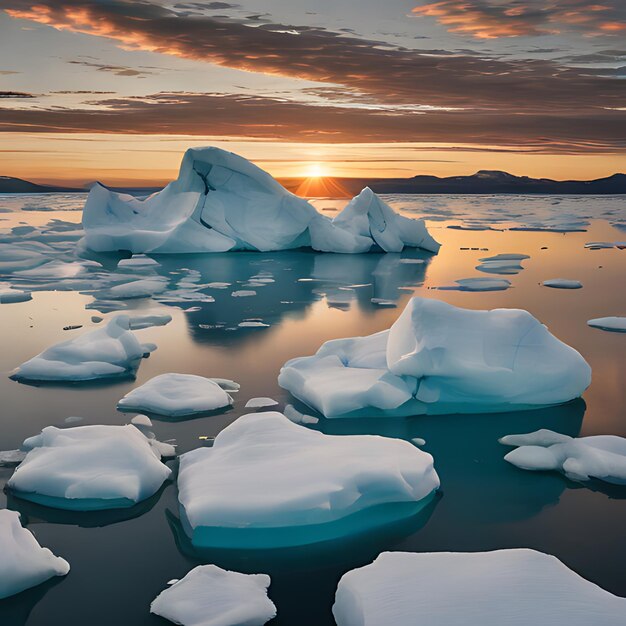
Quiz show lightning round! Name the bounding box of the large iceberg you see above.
[150,565,276,626]
[82,147,439,255]
[0,509,70,600]
[10,315,153,383]
[332,549,626,625]
[279,297,591,417]
[176,411,439,548]
[7,424,173,510]
[500,429,626,485]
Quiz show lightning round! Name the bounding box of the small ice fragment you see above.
[245,397,279,409]
[411,438,426,446]
[587,316,626,333]
[543,279,582,289]
[131,414,153,427]
[238,321,269,328]
[232,290,257,297]
[128,313,172,330]
[91,315,103,323]
[0,449,27,466]
[64,416,83,424]
[371,298,397,307]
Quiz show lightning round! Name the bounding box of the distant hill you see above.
[280,171,626,197]
[2,172,625,197]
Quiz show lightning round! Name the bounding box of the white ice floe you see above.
[587,317,626,332]
[245,397,278,409]
[231,290,256,297]
[117,254,160,271]
[476,253,529,275]
[0,509,70,600]
[238,321,269,328]
[118,373,233,417]
[128,313,172,330]
[0,242,51,273]
[543,279,583,289]
[437,277,511,291]
[584,241,616,250]
[177,412,439,548]
[82,147,439,255]
[104,277,168,300]
[501,429,626,484]
[11,315,152,383]
[150,565,276,626]
[7,424,173,510]
[279,297,591,417]
[332,549,626,626]
[0,286,32,303]
[131,414,153,427]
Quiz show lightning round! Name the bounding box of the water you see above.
[0,194,625,625]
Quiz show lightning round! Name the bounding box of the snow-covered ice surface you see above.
[501,429,626,485]
[0,510,70,600]
[150,565,276,626]
[177,412,439,548]
[7,425,173,510]
[81,147,439,255]
[333,550,626,626]
[279,297,591,417]
[117,373,233,418]
[587,316,626,332]
[10,315,152,383]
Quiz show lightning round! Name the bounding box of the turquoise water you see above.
[0,194,625,625]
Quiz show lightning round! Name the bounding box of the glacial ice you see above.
[279,297,591,417]
[11,315,152,383]
[587,317,626,332]
[332,550,626,626]
[7,424,173,510]
[150,565,276,626]
[0,509,70,600]
[543,279,583,289]
[118,373,233,417]
[82,147,439,255]
[176,411,439,548]
[476,253,529,275]
[501,429,626,484]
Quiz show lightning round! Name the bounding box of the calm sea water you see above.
[0,194,624,625]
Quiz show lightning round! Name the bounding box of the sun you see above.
[305,163,325,178]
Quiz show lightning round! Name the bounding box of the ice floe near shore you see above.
[176,411,439,548]
[150,565,276,626]
[587,316,626,332]
[0,510,70,599]
[332,549,626,626]
[7,424,173,510]
[11,315,153,383]
[279,297,591,417]
[118,373,233,418]
[501,429,626,484]
[82,147,439,255]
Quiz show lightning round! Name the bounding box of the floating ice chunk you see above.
[476,253,529,275]
[11,315,150,383]
[117,254,160,271]
[206,282,230,289]
[82,147,439,255]
[437,277,511,291]
[118,373,233,418]
[280,297,591,417]
[177,412,439,548]
[584,241,615,250]
[543,279,582,289]
[0,449,27,466]
[0,287,31,303]
[209,378,240,392]
[0,242,51,272]
[150,565,276,626]
[501,429,626,484]
[238,321,269,328]
[128,313,172,330]
[587,317,626,332]
[64,416,83,424]
[0,510,70,600]
[245,397,279,408]
[105,277,168,300]
[411,438,426,446]
[332,550,626,626]
[283,404,319,425]
[7,425,172,510]
[232,290,256,297]
[131,414,153,427]
[371,298,397,306]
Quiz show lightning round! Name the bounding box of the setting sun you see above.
[305,163,325,178]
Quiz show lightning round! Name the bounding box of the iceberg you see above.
[0,510,70,600]
[7,424,173,510]
[82,147,439,255]
[500,429,626,485]
[279,297,591,417]
[587,316,626,332]
[150,565,276,626]
[117,373,233,418]
[176,412,439,548]
[10,315,153,383]
[332,549,626,626]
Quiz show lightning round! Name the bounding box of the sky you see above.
[0,0,624,186]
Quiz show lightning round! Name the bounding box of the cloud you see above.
[412,0,626,39]
[68,60,154,77]
[0,91,623,154]
[2,0,624,112]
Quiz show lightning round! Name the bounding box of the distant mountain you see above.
[280,171,626,197]
[0,176,80,193]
